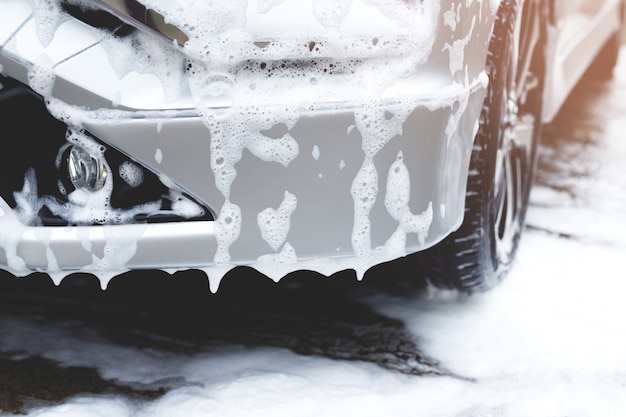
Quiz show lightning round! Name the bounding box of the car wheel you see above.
[418,0,547,292]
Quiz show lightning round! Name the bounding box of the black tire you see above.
[419,0,547,292]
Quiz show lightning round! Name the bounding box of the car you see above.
[0,0,623,292]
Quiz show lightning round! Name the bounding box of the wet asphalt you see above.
[0,261,444,414]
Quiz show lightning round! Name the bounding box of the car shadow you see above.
[0,261,458,413]
[0,258,453,383]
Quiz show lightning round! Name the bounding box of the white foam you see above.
[0,200,28,274]
[27,55,56,97]
[443,4,458,31]
[257,191,298,251]
[90,225,147,289]
[350,102,419,259]
[13,168,42,226]
[312,0,352,28]
[30,0,64,46]
[100,33,186,101]
[119,161,144,188]
[256,0,287,14]
[443,16,477,77]
[256,242,298,272]
[214,201,242,266]
[384,151,433,247]
[312,145,320,161]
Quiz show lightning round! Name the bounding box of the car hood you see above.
[89,0,438,63]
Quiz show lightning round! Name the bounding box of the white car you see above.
[0,0,623,291]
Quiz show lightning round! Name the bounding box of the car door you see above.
[543,0,623,122]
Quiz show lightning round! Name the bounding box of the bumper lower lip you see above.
[0,213,217,274]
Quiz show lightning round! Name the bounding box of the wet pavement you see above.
[1,48,626,416]
[0,266,443,374]
[0,264,445,414]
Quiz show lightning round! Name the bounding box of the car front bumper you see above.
[0,0,496,288]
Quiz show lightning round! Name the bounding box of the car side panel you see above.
[543,0,623,122]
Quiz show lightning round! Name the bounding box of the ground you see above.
[0,48,625,417]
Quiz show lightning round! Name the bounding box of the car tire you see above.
[417,0,547,292]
